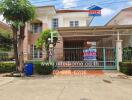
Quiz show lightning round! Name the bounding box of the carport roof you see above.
[57,25,132,37]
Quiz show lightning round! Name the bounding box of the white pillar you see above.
[116,40,123,71]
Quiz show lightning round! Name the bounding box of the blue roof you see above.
[88,5,102,10]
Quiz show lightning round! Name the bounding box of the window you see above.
[31,23,42,33]
[70,21,79,27]
[30,45,42,59]
[70,21,74,27]
[52,18,58,29]
[75,21,79,27]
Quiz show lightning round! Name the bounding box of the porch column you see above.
[116,31,123,71]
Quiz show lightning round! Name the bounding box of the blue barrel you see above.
[24,63,34,76]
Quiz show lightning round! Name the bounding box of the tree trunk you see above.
[18,24,25,73]
[45,48,49,61]
[11,25,19,71]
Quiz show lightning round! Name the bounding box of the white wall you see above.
[28,10,92,29]
[54,12,92,27]
[38,12,92,28]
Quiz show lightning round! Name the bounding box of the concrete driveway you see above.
[0,72,132,100]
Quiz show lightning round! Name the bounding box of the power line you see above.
[30,0,112,7]
[59,0,129,9]
[31,0,58,4]
[30,0,129,9]
[31,0,89,6]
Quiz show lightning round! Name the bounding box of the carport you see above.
[55,25,132,70]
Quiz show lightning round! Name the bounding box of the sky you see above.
[1,0,132,26]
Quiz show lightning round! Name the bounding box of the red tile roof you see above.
[122,7,132,11]
[0,21,11,32]
[56,10,89,13]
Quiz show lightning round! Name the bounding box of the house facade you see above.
[23,6,93,61]
[106,7,132,47]
[23,6,132,70]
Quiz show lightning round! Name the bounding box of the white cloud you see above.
[62,0,77,8]
[127,1,132,5]
[101,8,115,17]
[83,7,88,10]
[126,1,132,8]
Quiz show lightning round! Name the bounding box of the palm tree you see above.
[0,0,35,72]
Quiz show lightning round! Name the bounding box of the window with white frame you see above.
[31,23,42,34]
[30,45,42,59]
[52,18,58,29]
[70,21,79,27]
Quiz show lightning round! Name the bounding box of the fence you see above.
[55,47,117,70]
[0,52,14,61]
[20,47,117,70]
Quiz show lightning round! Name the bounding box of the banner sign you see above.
[88,5,102,16]
[83,48,97,60]
[57,61,98,67]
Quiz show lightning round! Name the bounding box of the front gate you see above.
[55,47,117,70]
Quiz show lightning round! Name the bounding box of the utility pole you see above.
[49,32,54,62]
[51,32,53,43]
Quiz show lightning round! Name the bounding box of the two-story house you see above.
[23,5,132,70]
[106,7,132,47]
[23,6,93,61]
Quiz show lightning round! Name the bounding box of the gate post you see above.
[103,48,106,69]
[116,32,123,71]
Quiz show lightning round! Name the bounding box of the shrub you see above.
[119,62,132,75]
[25,61,54,75]
[123,47,132,62]
[0,62,16,73]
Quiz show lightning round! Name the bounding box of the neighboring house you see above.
[0,21,12,49]
[0,21,11,32]
[106,7,132,47]
[0,21,13,60]
[23,6,93,60]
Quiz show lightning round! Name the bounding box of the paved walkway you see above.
[0,71,132,100]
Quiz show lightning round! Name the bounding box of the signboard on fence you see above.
[83,48,97,60]
[83,42,97,60]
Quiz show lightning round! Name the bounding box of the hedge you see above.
[25,61,55,75]
[119,62,132,75]
[0,61,55,75]
[0,62,16,73]
[123,47,132,62]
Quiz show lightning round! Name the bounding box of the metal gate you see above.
[55,47,117,70]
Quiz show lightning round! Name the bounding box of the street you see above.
[0,73,132,100]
